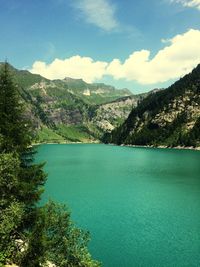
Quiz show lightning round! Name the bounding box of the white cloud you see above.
[73,0,118,31]
[171,0,200,10]
[30,56,108,83]
[30,29,200,85]
[106,29,200,84]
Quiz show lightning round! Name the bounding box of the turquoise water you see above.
[36,144,200,267]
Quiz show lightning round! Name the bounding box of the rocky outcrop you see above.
[91,96,138,132]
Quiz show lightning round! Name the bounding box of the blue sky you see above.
[0,0,200,93]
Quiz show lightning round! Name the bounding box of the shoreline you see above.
[33,141,200,151]
[32,140,100,146]
[120,144,200,151]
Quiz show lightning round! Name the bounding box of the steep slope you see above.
[90,93,150,133]
[104,64,200,148]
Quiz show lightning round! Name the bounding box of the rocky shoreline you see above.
[120,144,200,151]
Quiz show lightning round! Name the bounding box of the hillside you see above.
[0,63,150,143]
[104,64,200,148]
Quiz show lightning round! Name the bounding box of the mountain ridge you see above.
[104,64,200,148]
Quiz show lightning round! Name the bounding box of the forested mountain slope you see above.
[104,64,200,148]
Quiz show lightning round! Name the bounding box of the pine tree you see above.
[0,63,46,265]
[0,62,32,154]
[0,62,46,207]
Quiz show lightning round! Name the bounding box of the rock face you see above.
[91,96,142,132]
[1,63,150,142]
[104,64,200,148]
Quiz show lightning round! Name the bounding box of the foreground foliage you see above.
[0,62,100,266]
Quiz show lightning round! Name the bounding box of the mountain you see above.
[60,77,131,105]
[104,64,200,148]
[90,93,151,133]
[0,63,149,143]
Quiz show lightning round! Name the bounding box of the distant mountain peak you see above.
[63,77,85,83]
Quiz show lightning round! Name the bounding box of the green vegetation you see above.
[56,124,94,142]
[0,62,100,266]
[37,125,95,143]
[37,127,65,143]
[104,64,200,148]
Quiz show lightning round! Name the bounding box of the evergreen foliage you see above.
[0,62,100,267]
[0,62,32,154]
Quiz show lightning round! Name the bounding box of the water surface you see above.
[36,144,200,267]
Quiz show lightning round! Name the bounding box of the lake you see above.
[36,144,200,267]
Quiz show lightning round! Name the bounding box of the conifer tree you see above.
[0,62,100,266]
[0,62,46,208]
[0,62,32,154]
[0,62,46,265]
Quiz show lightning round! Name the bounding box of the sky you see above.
[0,0,200,93]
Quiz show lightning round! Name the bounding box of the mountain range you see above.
[0,63,148,143]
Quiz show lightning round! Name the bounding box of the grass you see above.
[37,127,65,143]
[56,124,95,142]
[36,124,98,143]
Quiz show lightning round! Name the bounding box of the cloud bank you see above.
[31,56,108,83]
[30,29,200,85]
[73,0,118,31]
[171,0,200,10]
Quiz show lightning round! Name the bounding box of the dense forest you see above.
[104,64,200,148]
[0,62,100,267]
